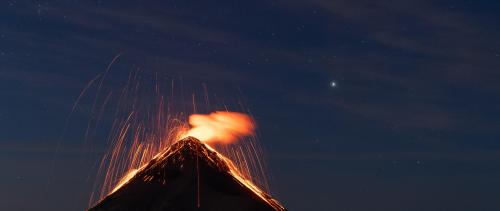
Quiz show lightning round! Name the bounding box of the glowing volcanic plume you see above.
[80,69,278,208]
[107,111,258,196]
[91,108,273,207]
[182,111,256,144]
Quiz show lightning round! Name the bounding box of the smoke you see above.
[183,111,256,144]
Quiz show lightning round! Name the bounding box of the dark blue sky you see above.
[1,0,500,210]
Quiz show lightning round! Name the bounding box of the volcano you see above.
[89,137,286,211]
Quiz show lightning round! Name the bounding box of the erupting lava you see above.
[78,68,283,209]
[109,111,257,195]
[182,111,255,144]
[90,136,285,211]
[91,108,285,210]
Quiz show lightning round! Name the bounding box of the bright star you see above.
[330,81,336,87]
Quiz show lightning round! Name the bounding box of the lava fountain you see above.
[84,68,283,209]
[90,109,285,210]
[106,111,256,195]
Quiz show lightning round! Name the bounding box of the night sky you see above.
[2,1,500,210]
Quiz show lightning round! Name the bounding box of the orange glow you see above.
[92,111,268,203]
[182,111,255,144]
[111,168,139,193]
[84,72,276,208]
[90,107,272,209]
[99,137,285,210]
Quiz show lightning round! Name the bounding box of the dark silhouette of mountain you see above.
[89,136,286,211]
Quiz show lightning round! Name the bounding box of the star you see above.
[330,81,336,87]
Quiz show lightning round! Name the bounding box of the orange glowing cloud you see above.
[183,111,255,144]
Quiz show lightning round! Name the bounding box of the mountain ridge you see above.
[89,136,286,211]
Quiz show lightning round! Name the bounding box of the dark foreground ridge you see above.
[89,137,286,211]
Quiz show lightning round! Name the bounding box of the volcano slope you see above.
[89,137,286,211]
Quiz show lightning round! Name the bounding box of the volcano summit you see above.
[89,137,286,211]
